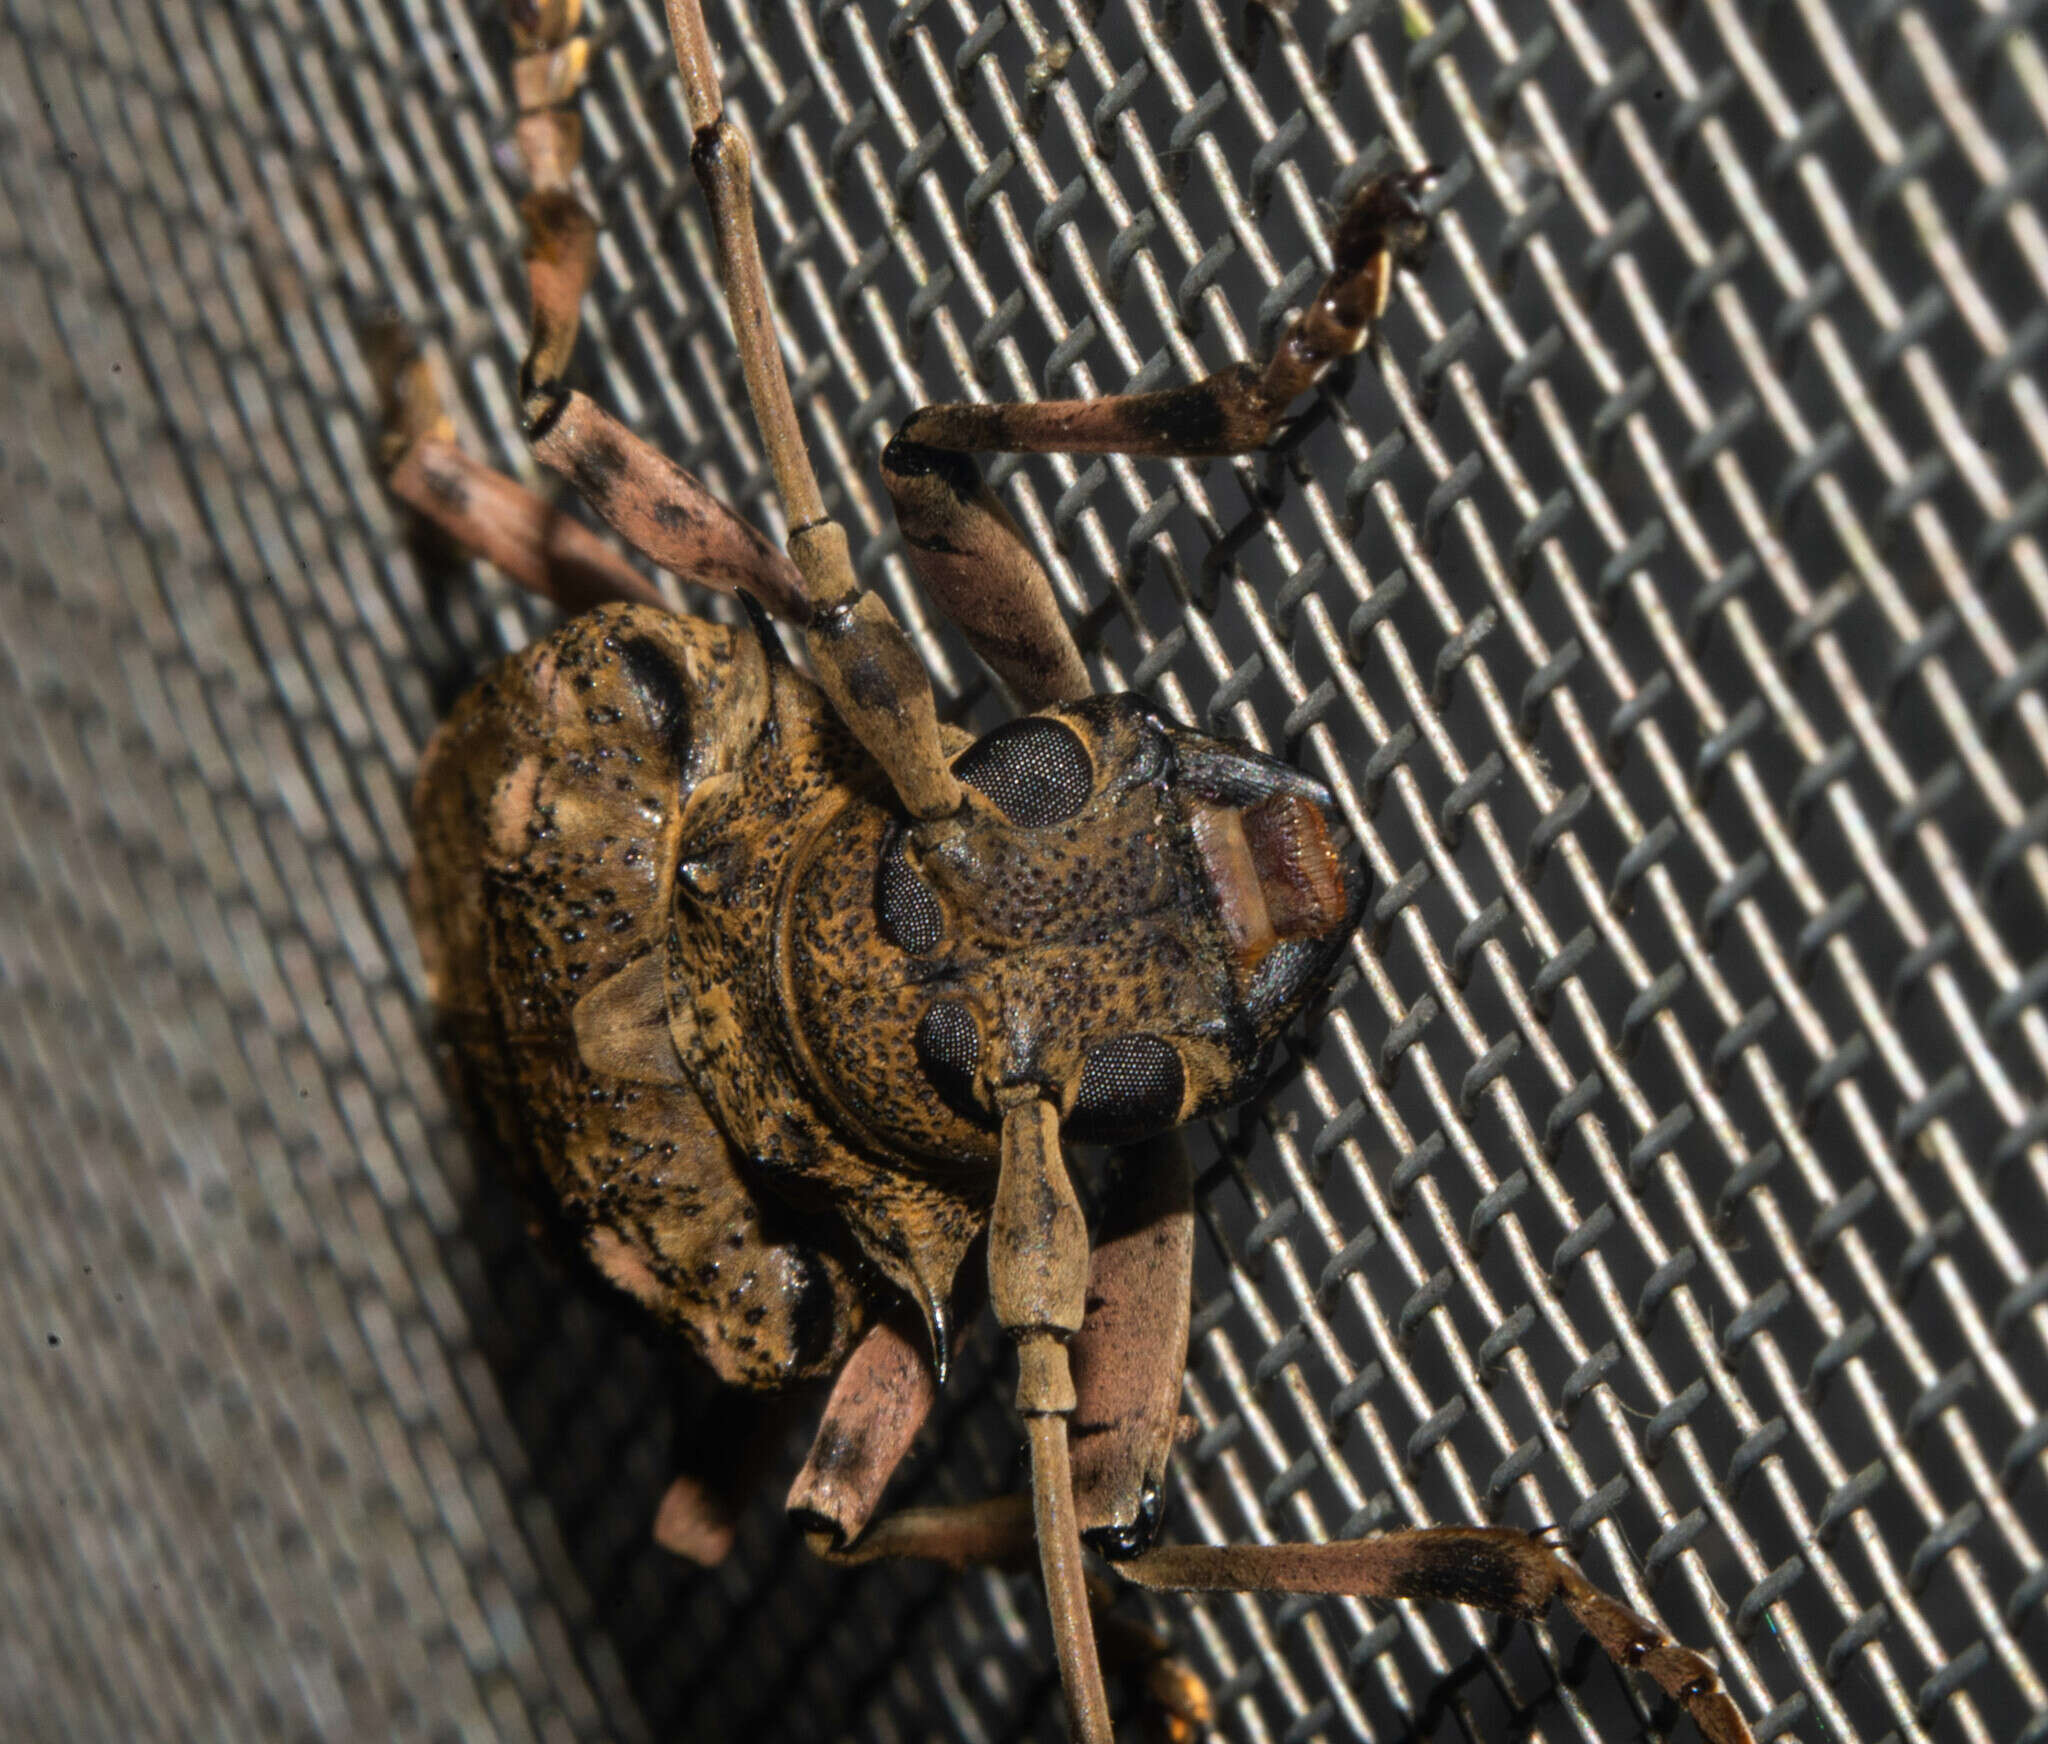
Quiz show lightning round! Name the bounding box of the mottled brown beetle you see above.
[387,1,1756,1738]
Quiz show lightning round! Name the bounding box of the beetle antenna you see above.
[657,0,965,822]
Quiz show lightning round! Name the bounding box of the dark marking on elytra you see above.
[619,635,693,761]
[787,1247,843,1369]
[738,588,791,666]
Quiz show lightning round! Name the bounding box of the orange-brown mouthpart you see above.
[1187,795,1349,973]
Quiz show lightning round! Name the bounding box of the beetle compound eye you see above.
[953,718,1092,826]
[877,828,943,954]
[1066,1036,1185,1143]
[914,1001,984,1118]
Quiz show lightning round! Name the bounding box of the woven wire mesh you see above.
[5,0,2048,1738]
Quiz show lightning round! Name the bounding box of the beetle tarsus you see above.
[880,165,1435,468]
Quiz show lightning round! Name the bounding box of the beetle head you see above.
[781,695,1366,1168]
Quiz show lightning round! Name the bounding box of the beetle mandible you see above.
[387,0,1755,1737]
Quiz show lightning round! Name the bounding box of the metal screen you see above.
[5,0,2048,1738]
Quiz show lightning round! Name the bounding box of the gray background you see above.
[4,0,2047,1739]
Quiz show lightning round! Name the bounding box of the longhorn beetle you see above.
[388,0,1754,1737]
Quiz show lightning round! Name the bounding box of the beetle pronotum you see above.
[385,0,1754,1737]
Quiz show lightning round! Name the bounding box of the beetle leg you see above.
[786,1161,1209,1739]
[373,321,669,614]
[651,1471,740,1567]
[653,1388,808,1567]
[805,1494,1038,1571]
[787,1144,1196,1563]
[1067,1143,1210,1744]
[1068,1136,1194,1557]
[876,434,1092,710]
[1115,1528,1754,1744]
[504,0,596,406]
[889,171,1432,465]
[522,388,813,620]
[376,310,807,614]
[784,1302,940,1552]
[781,1290,1030,1579]
[658,0,964,821]
[871,172,1427,707]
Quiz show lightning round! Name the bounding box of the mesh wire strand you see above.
[4,0,2048,1739]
